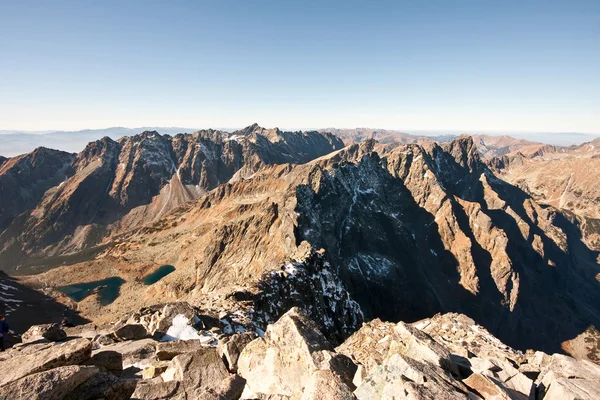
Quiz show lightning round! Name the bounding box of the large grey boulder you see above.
[113,324,148,341]
[131,379,180,400]
[84,350,123,372]
[21,323,67,343]
[0,365,98,400]
[0,338,92,386]
[536,353,600,399]
[238,307,356,397]
[162,348,230,397]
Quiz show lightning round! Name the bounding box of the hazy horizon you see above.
[1,124,599,158]
[1,125,599,138]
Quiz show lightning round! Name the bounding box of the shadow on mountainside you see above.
[295,149,600,355]
[0,271,89,337]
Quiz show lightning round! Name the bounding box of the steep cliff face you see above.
[0,126,344,269]
[294,138,600,353]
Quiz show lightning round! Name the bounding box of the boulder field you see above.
[1,303,599,399]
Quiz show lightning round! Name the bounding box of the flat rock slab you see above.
[132,380,180,400]
[0,338,92,386]
[156,339,204,360]
[63,371,137,400]
[0,365,98,400]
[94,338,157,368]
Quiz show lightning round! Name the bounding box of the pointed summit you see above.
[441,134,482,172]
[236,123,264,136]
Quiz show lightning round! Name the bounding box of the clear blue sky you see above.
[1,0,598,133]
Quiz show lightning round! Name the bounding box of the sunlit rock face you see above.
[0,125,344,268]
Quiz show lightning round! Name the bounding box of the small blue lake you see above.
[142,265,176,285]
[57,277,125,306]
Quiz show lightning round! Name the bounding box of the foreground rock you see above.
[21,323,67,343]
[63,372,137,400]
[238,307,356,397]
[94,338,157,370]
[337,318,459,377]
[217,332,256,372]
[536,353,600,399]
[355,354,469,399]
[162,348,236,398]
[0,365,98,400]
[0,338,92,386]
[3,303,600,399]
[301,370,357,400]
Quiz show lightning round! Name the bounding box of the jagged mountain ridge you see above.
[486,136,600,252]
[8,135,598,359]
[321,127,456,146]
[0,147,75,231]
[293,138,600,352]
[0,125,344,270]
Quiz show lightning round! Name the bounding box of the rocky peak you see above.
[192,128,227,143]
[0,147,75,231]
[73,136,119,170]
[440,134,483,172]
[138,130,161,139]
[234,123,264,136]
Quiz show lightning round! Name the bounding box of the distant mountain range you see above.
[0,127,198,157]
[1,126,598,157]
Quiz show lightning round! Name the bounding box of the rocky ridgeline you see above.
[1,305,599,400]
[0,125,344,269]
[251,250,364,343]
